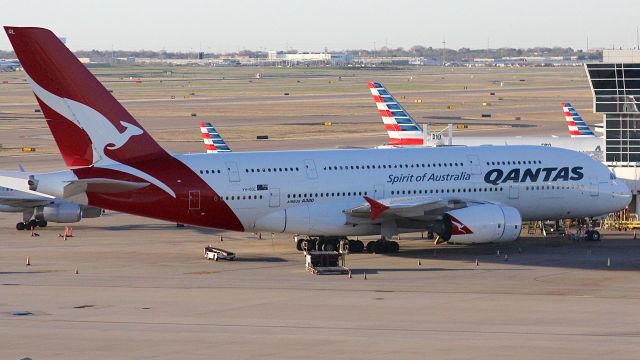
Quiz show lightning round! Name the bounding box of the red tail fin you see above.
[4,26,168,165]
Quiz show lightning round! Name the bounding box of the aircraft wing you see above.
[344,196,469,223]
[200,122,231,153]
[0,196,51,208]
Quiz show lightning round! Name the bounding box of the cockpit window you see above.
[610,173,617,180]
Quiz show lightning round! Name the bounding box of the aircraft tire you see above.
[387,241,400,253]
[586,230,601,242]
[296,238,304,251]
[16,222,25,231]
[366,241,376,253]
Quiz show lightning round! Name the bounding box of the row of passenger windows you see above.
[225,195,264,201]
[287,191,369,198]
[525,184,585,191]
[245,167,299,173]
[487,160,542,166]
[199,160,544,176]
[324,162,466,170]
[391,187,505,195]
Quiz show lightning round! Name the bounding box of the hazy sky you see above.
[1,0,639,52]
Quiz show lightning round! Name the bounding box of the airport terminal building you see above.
[585,51,640,211]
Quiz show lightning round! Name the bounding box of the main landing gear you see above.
[365,238,399,254]
[295,236,366,253]
[16,219,47,231]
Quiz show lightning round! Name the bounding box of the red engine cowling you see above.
[443,204,521,244]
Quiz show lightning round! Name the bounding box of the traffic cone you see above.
[418,260,421,266]
[475,258,479,266]
[364,272,367,280]
[348,270,352,279]
[26,256,30,266]
[219,235,223,242]
[74,267,79,275]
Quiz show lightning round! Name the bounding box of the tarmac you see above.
[1,212,640,359]
[1,66,639,358]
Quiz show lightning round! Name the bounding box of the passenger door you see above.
[269,188,280,207]
[188,190,201,210]
[373,184,384,199]
[467,155,481,175]
[303,159,318,179]
[226,161,240,182]
[509,184,519,199]
[590,177,599,197]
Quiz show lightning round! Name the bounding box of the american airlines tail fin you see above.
[199,122,231,153]
[4,26,169,166]
[368,82,424,146]
[562,102,596,138]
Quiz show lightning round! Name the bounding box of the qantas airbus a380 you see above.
[3,27,631,251]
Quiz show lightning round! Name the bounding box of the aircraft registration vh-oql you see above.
[4,26,631,253]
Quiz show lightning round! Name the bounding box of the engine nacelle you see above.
[41,202,82,223]
[443,204,522,244]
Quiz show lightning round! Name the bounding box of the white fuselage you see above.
[435,136,603,158]
[178,145,625,235]
[31,145,630,236]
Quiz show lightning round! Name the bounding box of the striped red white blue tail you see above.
[199,122,231,153]
[562,102,595,138]
[368,81,424,146]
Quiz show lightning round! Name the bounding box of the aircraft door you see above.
[188,190,201,210]
[226,161,240,182]
[373,184,384,199]
[303,159,318,179]
[467,155,481,175]
[269,188,280,207]
[509,184,519,199]
[590,177,599,197]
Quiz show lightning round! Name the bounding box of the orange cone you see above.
[26,256,30,266]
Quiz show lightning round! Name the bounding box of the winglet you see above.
[363,196,389,221]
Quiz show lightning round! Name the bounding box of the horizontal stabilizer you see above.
[63,178,150,198]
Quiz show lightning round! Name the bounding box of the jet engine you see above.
[438,204,522,244]
[37,202,101,223]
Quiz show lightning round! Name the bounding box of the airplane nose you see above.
[616,181,632,208]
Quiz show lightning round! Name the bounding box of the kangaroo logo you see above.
[25,74,176,197]
[449,215,473,235]
[105,121,144,151]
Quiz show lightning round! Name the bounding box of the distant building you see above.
[267,51,353,66]
[603,49,640,63]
